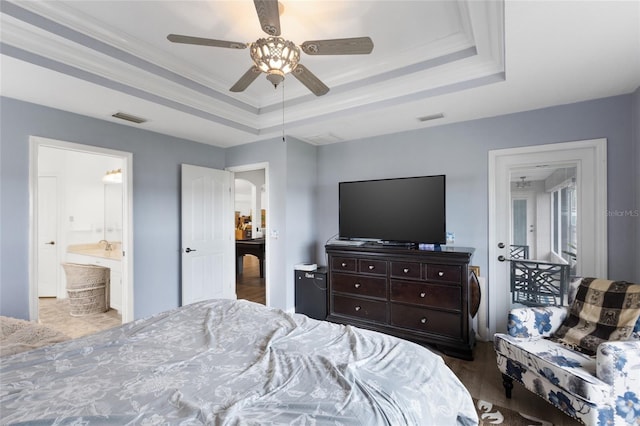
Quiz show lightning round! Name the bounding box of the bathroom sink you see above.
[66,243,122,260]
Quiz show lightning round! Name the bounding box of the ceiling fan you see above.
[167,0,374,96]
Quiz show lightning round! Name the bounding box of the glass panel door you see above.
[508,166,576,307]
[488,139,607,335]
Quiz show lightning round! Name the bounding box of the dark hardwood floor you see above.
[236,255,265,305]
[443,341,581,425]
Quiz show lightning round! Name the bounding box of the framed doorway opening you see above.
[488,138,607,335]
[29,136,134,324]
[227,162,270,307]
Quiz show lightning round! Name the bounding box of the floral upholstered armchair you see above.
[494,278,640,425]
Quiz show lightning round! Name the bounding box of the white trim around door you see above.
[487,138,607,336]
[226,162,270,307]
[29,136,134,323]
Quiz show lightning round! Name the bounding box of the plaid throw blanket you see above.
[553,278,640,355]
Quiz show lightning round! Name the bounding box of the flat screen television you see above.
[339,175,446,244]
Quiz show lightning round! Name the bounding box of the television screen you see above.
[339,175,446,244]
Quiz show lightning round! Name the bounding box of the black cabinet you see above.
[294,267,327,320]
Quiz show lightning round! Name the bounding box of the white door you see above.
[488,139,607,335]
[38,176,58,297]
[181,164,235,305]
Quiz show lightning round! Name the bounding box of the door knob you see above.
[498,255,506,262]
[498,242,505,249]
[185,247,197,253]
[45,241,55,245]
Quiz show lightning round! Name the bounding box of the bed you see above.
[1,299,477,425]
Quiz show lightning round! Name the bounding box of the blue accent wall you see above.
[315,94,639,283]
[0,97,225,319]
[633,87,640,282]
[225,136,318,311]
[1,92,638,322]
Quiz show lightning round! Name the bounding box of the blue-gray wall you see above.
[315,94,639,284]
[2,92,638,322]
[0,97,225,319]
[634,87,640,282]
[225,136,318,311]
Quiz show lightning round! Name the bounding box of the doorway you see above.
[29,136,133,328]
[228,163,269,306]
[488,139,607,335]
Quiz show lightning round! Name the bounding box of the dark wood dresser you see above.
[326,243,477,360]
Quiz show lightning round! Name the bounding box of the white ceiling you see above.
[1,1,639,148]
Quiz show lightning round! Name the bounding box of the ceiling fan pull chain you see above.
[282,80,286,143]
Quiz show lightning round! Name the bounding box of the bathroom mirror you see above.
[104,182,123,244]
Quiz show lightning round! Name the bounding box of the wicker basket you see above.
[67,286,107,316]
[61,263,109,316]
[62,263,109,289]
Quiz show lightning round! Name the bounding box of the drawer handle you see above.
[420,317,428,324]
[419,292,426,298]
[403,268,410,274]
[354,283,361,289]
[355,306,361,311]
[341,262,347,268]
[438,271,445,277]
[368,265,375,270]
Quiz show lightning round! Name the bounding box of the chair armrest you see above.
[507,306,568,339]
[597,341,640,401]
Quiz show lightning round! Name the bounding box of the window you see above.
[551,179,577,268]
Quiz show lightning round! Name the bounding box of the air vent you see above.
[112,112,147,124]
[417,113,445,122]
[305,133,344,145]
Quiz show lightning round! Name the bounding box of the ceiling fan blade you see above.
[292,64,329,96]
[167,34,247,49]
[253,0,281,36]
[301,37,374,55]
[230,66,262,92]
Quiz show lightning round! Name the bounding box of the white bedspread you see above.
[1,299,477,425]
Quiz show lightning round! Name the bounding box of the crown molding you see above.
[1,0,505,139]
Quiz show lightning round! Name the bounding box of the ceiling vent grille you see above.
[112,112,147,124]
[417,113,445,122]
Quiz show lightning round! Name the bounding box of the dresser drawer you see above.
[390,261,422,280]
[332,295,387,323]
[390,281,460,310]
[390,304,461,338]
[332,273,387,299]
[425,264,461,284]
[358,259,387,276]
[332,257,357,272]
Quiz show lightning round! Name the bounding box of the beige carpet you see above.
[475,398,553,425]
[0,316,70,357]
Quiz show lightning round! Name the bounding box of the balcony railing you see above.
[509,244,530,260]
[510,259,570,307]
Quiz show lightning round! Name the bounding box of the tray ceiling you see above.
[1,1,638,147]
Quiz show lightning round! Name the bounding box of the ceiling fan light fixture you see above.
[516,176,531,189]
[167,1,373,96]
[266,70,285,88]
[250,37,300,87]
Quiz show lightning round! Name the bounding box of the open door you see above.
[488,139,607,335]
[181,164,235,305]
